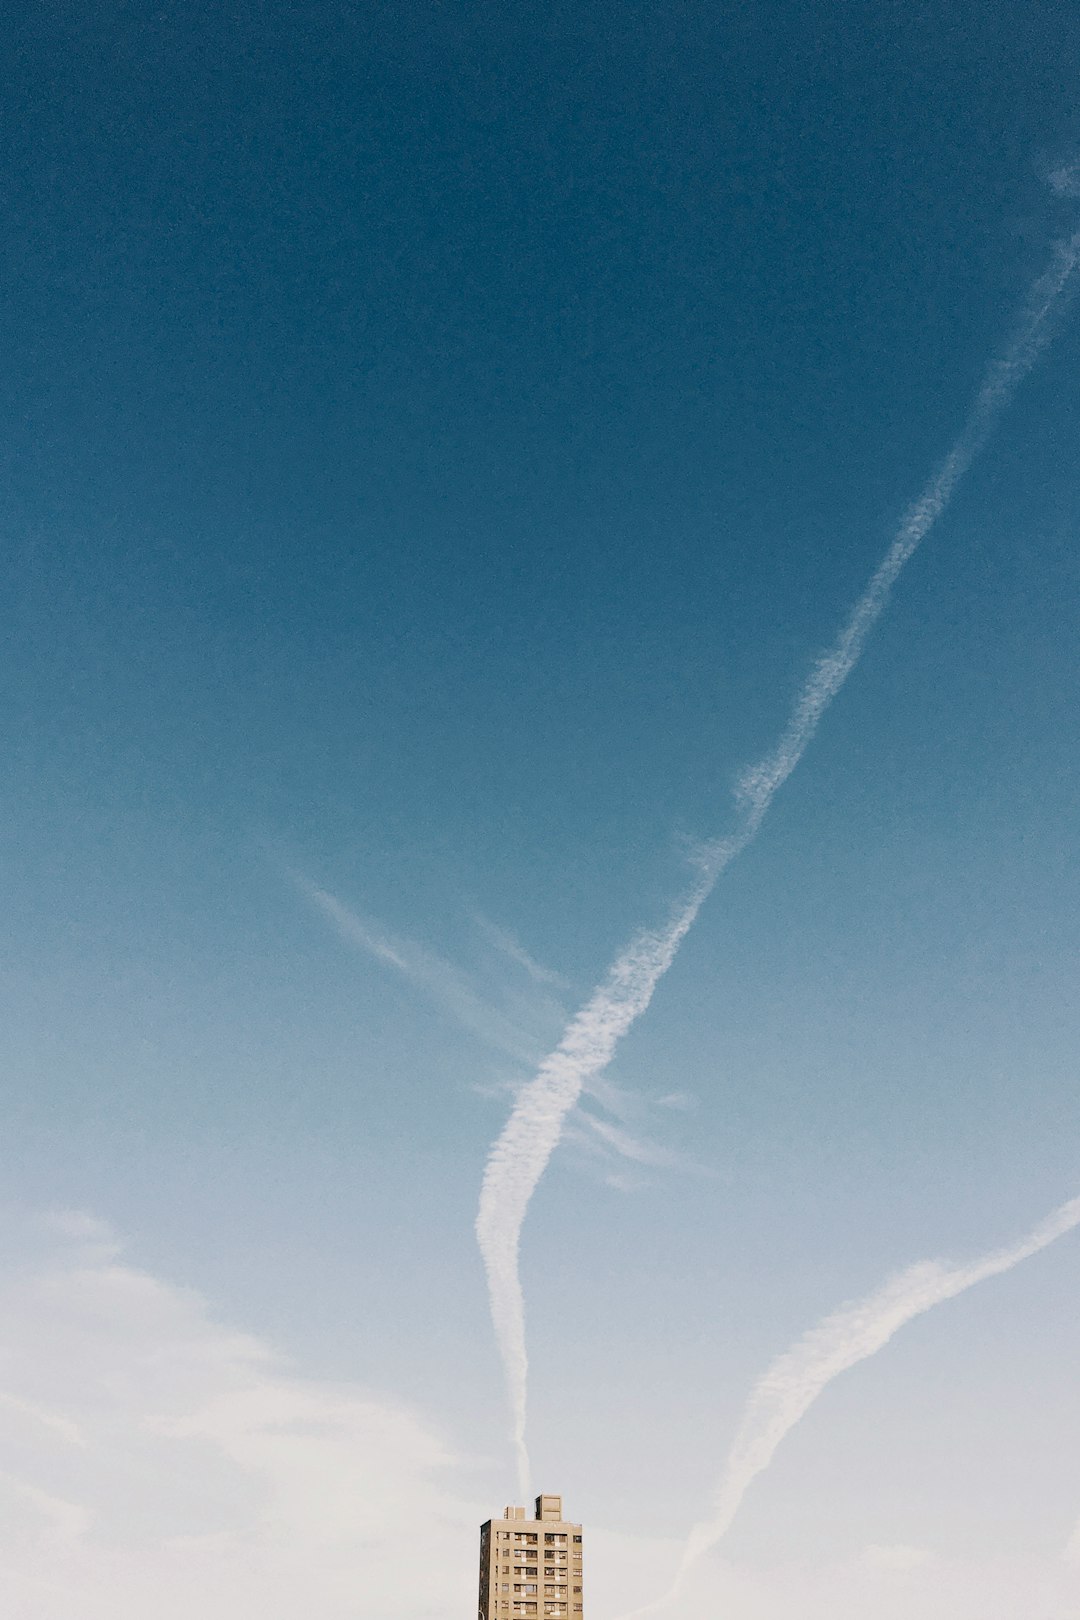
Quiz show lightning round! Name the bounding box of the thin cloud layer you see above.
[476,224,1080,1493]
[640,1540,1080,1620]
[0,1214,480,1620]
[2,1212,1078,1620]
[619,1190,1080,1619]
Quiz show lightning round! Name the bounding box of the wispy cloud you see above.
[3,1211,1076,1620]
[472,915,571,990]
[578,1109,714,1180]
[558,1108,695,1188]
[297,881,410,972]
[40,1210,122,1264]
[861,1543,934,1572]
[0,1214,482,1620]
[579,1071,644,1121]
[580,1112,681,1168]
[475,224,1080,1495]
[0,1393,85,1448]
[291,873,558,1066]
[614,1531,1080,1620]
[619,1190,1080,1618]
[1049,158,1080,199]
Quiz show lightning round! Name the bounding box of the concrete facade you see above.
[478,1494,584,1620]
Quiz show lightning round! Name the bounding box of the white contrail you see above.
[476,227,1080,1497]
[475,857,722,1495]
[618,1189,1080,1619]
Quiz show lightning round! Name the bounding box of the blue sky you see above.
[4,2,1080,1615]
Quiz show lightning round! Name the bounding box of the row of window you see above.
[501,1558,580,1574]
[503,1585,580,1594]
[497,1605,582,1616]
[501,1571,575,1582]
[516,1548,580,1557]
[495,1532,582,1544]
[488,1590,582,1600]
[497,1570,578,1582]
[501,1552,581,1564]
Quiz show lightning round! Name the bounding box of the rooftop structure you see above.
[477,1494,583,1620]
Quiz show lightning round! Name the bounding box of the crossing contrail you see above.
[618,1188,1080,1619]
[476,226,1080,1497]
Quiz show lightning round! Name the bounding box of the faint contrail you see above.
[619,1189,1080,1619]
[476,227,1080,1497]
[292,872,553,1065]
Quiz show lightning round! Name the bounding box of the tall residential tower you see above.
[478,1495,584,1620]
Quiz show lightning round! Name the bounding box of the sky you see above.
[4,2,1080,1616]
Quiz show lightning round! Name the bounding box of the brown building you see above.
[478,1494,584,1620]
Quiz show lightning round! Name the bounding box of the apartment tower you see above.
[478,1494,583,1620]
